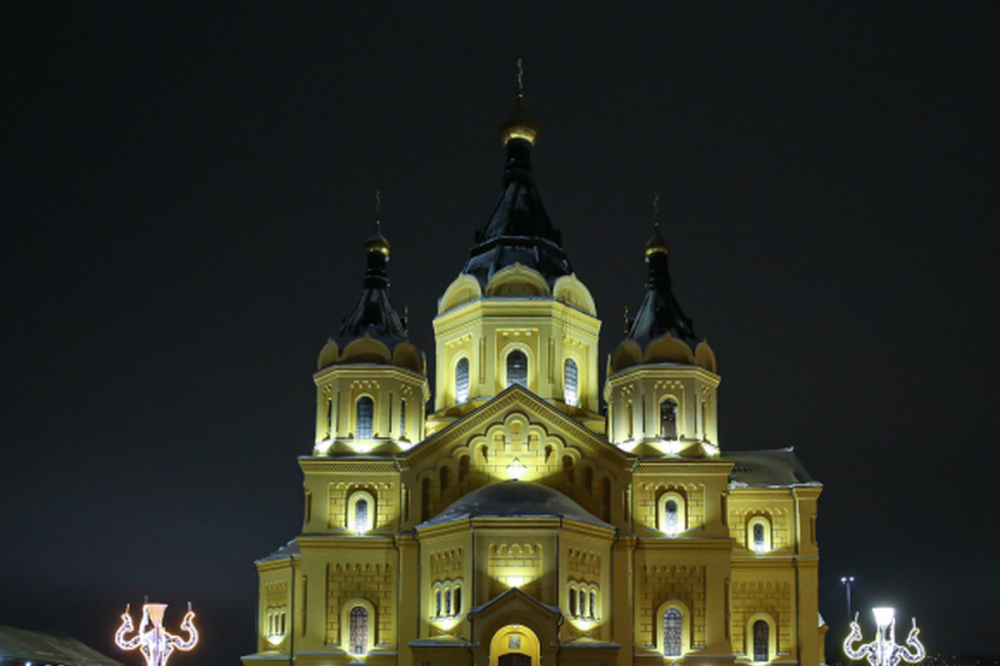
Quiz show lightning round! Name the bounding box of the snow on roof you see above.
[256,539,300,564]
[727,448,819,487]
[0,626,126,666]
[418,480,614,529]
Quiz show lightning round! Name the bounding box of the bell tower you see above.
[605,214,720,457]
[429,69,602,433]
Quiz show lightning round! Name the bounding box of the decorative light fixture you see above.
[507,576,525,588]
[116,601,198,666]
[506,458,526,481]
[844,607,925,666]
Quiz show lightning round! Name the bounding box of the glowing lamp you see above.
[844,606,925,666]
[507,576,524,588]
[116,601,199,666]
[507,458,526,481]
[873,607,895,629]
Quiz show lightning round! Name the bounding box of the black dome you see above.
[419,481,611,528]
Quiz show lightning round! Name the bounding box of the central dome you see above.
[419,481,611,528]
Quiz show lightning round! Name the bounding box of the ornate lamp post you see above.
[844,607,925,666]
[115,601,199,666]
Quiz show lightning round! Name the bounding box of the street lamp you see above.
[841,576,856,621]
[115,601,198,666]
[844,606,925,666]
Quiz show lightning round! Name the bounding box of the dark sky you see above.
[3,3,999,665]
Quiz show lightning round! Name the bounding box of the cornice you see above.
[635,460,734,475]
[299,458,398,474]
[313,363,428,385]
[606,363,720,387]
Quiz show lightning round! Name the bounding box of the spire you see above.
[463,61,572,288]
[336,194,407,346]
[627,197,696,343]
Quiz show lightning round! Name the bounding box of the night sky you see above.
[3,4,999,665]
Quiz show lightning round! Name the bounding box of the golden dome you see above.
[645,224,670,256]
[365,227,390,256]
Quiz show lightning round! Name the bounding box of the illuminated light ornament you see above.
[116,601,198,666]
[844,607,926,666]
[506,458,526,480]
[507,576,525,588]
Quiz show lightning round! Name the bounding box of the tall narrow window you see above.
[326,400,333,438]
[349,606,368,655]
[664,499,679,535]
[753,523,766,553]
[354,498,368,533]
[660,400,677,439]
[421,477,431,522]
[399,399,406,438]
[435,589,442,617]
[589,590,596,618]
[564,358,578,406]
[506,350,527,387]
[578,590,586,617]
[602,477,612,523]
[664,608,683,656]
[453,585,462,615]
[455,357,470,403]
[569,588,577,616]
[627,402,634,439]
[444,588,452,616]
[753,619,769,662]
[356,397,374,440]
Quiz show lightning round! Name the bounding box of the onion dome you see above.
[462,65,572,288]
[419,481,611,528]
[627,221,696,344]
[334,224,407,348]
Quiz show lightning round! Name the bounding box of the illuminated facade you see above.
[242,96,827,666]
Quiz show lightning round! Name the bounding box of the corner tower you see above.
[430,86,601,432]
[313,219,429,455]
[605,218,720,456]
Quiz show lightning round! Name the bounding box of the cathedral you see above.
[241,93,827,666]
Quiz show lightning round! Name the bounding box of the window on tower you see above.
[356,397,374,440]
[564,358,578,406]
[354,498,368,533]
[663,608,683,657]
[399,399,406,439]
[753,619,769,662]
[660,399,677,439]
[506,350,527,387]
[349,606,368,655]
[455,357,470,403]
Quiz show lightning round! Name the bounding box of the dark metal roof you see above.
[255,539,300,564]
[335,239,407,348]
[418,480,611,529]
[463,135,572,287]
[627,249,696,344]
[0,626,126,666]
[727,448,817,487]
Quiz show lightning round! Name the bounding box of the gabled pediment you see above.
[399,384,634,472]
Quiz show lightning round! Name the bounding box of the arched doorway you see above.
[490,624,540,666]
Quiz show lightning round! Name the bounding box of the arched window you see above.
[564,358,578,406]
[455,357,470,403]
[658,492,687,535]
[664,608,683,657]
[440,466,450,492]
[399,399,407,438]
[444,588,452,616]
[602,477,612,523]
[349,606,368,655]
[356,397,374,440]
[626,402,634,439]
[660,400,677,439]
[753,619,769,662]
[702,400,711,442]
[584,467,594,493]
[664,499,679,533]
[578,589,586,617]
[589,590,596,618]
[506,350,527,387]
[354,498,368,533]
[435,589,442,617]
[568,586,577,616]
[453,585,462,616]
[748,516,772,554]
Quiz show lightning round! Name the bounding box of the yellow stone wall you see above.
[324,561,395,647]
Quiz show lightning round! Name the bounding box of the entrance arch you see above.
[490,624,540,666]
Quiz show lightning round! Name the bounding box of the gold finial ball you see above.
[645,225,670,256]
[365,230,390,256]
[500,114,538,146]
